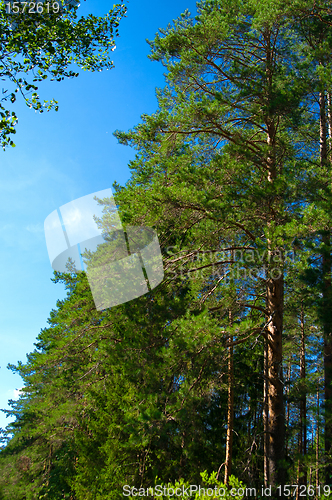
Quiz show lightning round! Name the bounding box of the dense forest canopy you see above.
[1,0,332,498]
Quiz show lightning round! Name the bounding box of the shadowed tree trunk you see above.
[297,301,307,499]
[319,87,332,484]
[264,336,269,487]
[224,308,234,486]
[316,383,320,499]
[266,271,285,488]
[285,361,291,463]
[265,35,285,485]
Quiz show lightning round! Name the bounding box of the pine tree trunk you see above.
[264,27,286,488]
[316,383,320,500]
[266,272,285,488]
[285,361,291,462]
[265,100,285,490]
[298,300,307,497]
[319,88,332,485]
[264,336,269,487]
[296,432,301,500]
[224,309,234,486]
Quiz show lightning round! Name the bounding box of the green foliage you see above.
[125,472,246,500]
[0,0,126,148]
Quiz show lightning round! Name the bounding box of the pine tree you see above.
[113,0,311,489]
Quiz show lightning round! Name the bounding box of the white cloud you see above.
[13,388,24,399]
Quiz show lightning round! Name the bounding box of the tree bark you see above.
[320,88,332,485]
[224,308,234,486]
[265,37,286,484]
[285,361,291,462]
[266,272,285,488]
[298,300,307,498]
[316,383,320,499]
[264,336,269,487]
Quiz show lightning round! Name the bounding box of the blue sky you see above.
[0,0,197,430]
